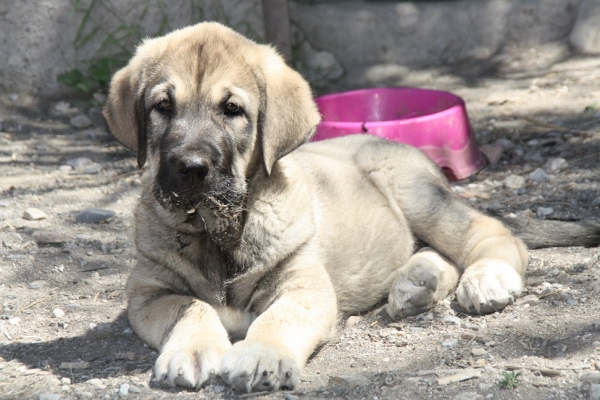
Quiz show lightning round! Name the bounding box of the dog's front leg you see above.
[127,270,232,389]
[220,258,337,393]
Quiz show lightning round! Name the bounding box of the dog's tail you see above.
[495,213,600,249]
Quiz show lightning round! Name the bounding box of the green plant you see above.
[58,0,261,93]
[499,371,521,389]
[584,102,599,113]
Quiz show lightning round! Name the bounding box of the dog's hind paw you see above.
[386,249,460,319]
[220,341,299,393]
[456,260,523,314]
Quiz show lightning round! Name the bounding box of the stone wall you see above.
[1,0,600,98]
[0,0,264,97]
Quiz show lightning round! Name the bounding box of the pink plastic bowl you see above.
[312,88,485,180]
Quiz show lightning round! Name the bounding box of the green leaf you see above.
[87,56,126,87]
[57,69,91,92]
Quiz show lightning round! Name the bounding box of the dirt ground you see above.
[1,46,600,400]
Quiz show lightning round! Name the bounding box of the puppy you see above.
[103,22,600,392]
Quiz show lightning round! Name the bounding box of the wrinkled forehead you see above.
[141,32,261,106]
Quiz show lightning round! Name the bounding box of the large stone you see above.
[504,175,525,189]
[75,208,115,223]
[32,231,65,246]
[23,208,48,220]
[70,114,93,129]
[329,374,371,388]
[570,0,600,54]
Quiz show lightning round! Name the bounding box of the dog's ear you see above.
[256,49,321,175]
[102,63,148,168]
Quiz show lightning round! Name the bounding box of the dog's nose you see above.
[177,156,210,182]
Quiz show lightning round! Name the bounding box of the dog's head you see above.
[103,22,320,245]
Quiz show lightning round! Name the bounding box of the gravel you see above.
[0,46,599,400]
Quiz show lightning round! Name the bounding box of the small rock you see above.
[480,144,504,164]
[96,322,112,332]
[504,175,525,189]
[122,328,133,335]
[528,168,550,183]
[0,199,8,207]
[59,361,90,370]
[115,352,136,361]
[93,93,107,104]
[546,268,561,277]
[581,372,600,383]
[544,157,568,173]
[345,315,362,328]
[524,150,544,163]
[61,377,71,385]
[213,385,225,393]
[65,157,93,169]
[52,308,65,318]
[29,280,47,289]
[537,206,553,218]
[119,383,130,396]
[471,347,488,356]
[442,338,459,348]
[442,313,461,326]
[23,208,48,221]
[32,231,65,246]
[566,297,579,306]
[592,384,600,400]
[285,395,299,400]
[464,322,480,331]
[453,392,483,400]
[75,208,116,224]
[495,138,515,150]
[329,374,371,388]
[70,114,93,129]
[91,271,100,280]
[38,394,61,400]
[128,385,141,394]
[9,317,21,325]
[58,165,73,172]
[437,370,481,385]
[81,163,102,174]
[9,94,19,102]
[86,378,106,389]
[518,294,539,306]
[54,101,77,115]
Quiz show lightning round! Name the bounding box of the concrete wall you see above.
[0,0,264,97]
[1,0,599,98]
[290,0,585,89]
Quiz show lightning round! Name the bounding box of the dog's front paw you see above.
[456,260,523,314]
[220,341,299,393]
[155,337,231,388]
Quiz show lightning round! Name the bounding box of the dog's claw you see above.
[221,341,299,393]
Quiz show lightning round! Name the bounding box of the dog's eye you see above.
[156,99,172,111]
[224,102,242,116]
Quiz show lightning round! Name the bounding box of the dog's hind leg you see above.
[386,247,460,319]
[357,138,528,315]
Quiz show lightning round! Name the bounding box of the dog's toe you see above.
[221,341,299,392]
[456,260,522,314]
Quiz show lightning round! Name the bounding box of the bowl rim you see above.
[315,87,467,126]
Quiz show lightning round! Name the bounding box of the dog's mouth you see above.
[154,176,247,249]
